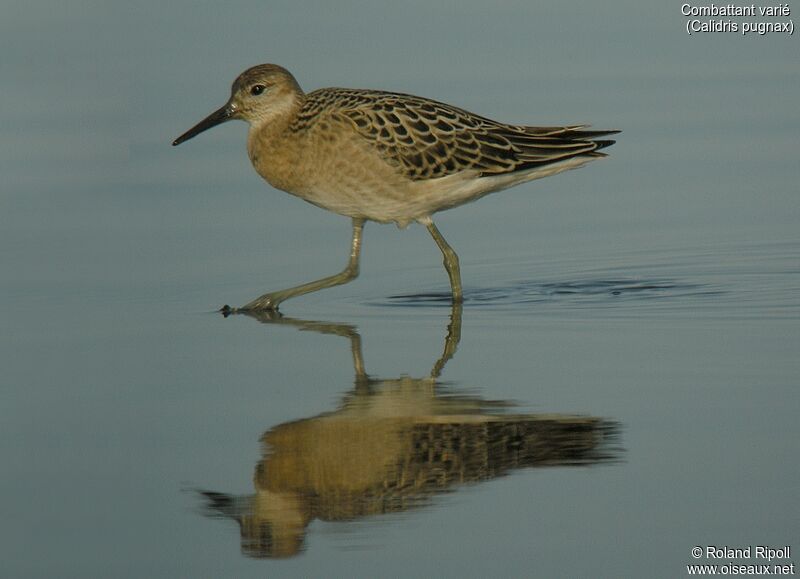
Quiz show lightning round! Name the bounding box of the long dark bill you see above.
[172,103,235,146]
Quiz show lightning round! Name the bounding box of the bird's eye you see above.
[250,84,266,96]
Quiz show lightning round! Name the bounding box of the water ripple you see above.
[373,240,799,319]
[382,277,719,308]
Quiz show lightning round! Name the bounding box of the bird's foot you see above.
[220,294,282,316]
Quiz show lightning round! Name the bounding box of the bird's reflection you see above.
[199,304,622,558]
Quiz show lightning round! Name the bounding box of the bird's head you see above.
[172,64,303,146]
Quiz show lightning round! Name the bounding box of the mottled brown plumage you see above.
[173,64,618,311]
[294,87,614,180]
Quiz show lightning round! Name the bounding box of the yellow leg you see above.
[232,218,365,312]
[425,220,463,303]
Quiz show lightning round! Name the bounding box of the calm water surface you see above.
[2,1,798,577]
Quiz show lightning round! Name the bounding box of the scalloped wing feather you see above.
[297,88,617,181]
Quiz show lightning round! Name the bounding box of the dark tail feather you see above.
[572,129,621,140]
[592,139,617,151]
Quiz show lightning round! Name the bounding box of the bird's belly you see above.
[252,131,425,224]
[288,179,424,225]
[259,149,428,225]
[278,170,491,226]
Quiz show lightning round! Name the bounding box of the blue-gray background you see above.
[2,1,798,577]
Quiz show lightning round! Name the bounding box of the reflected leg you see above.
[232,218,365,312]
[431,301,463,378]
